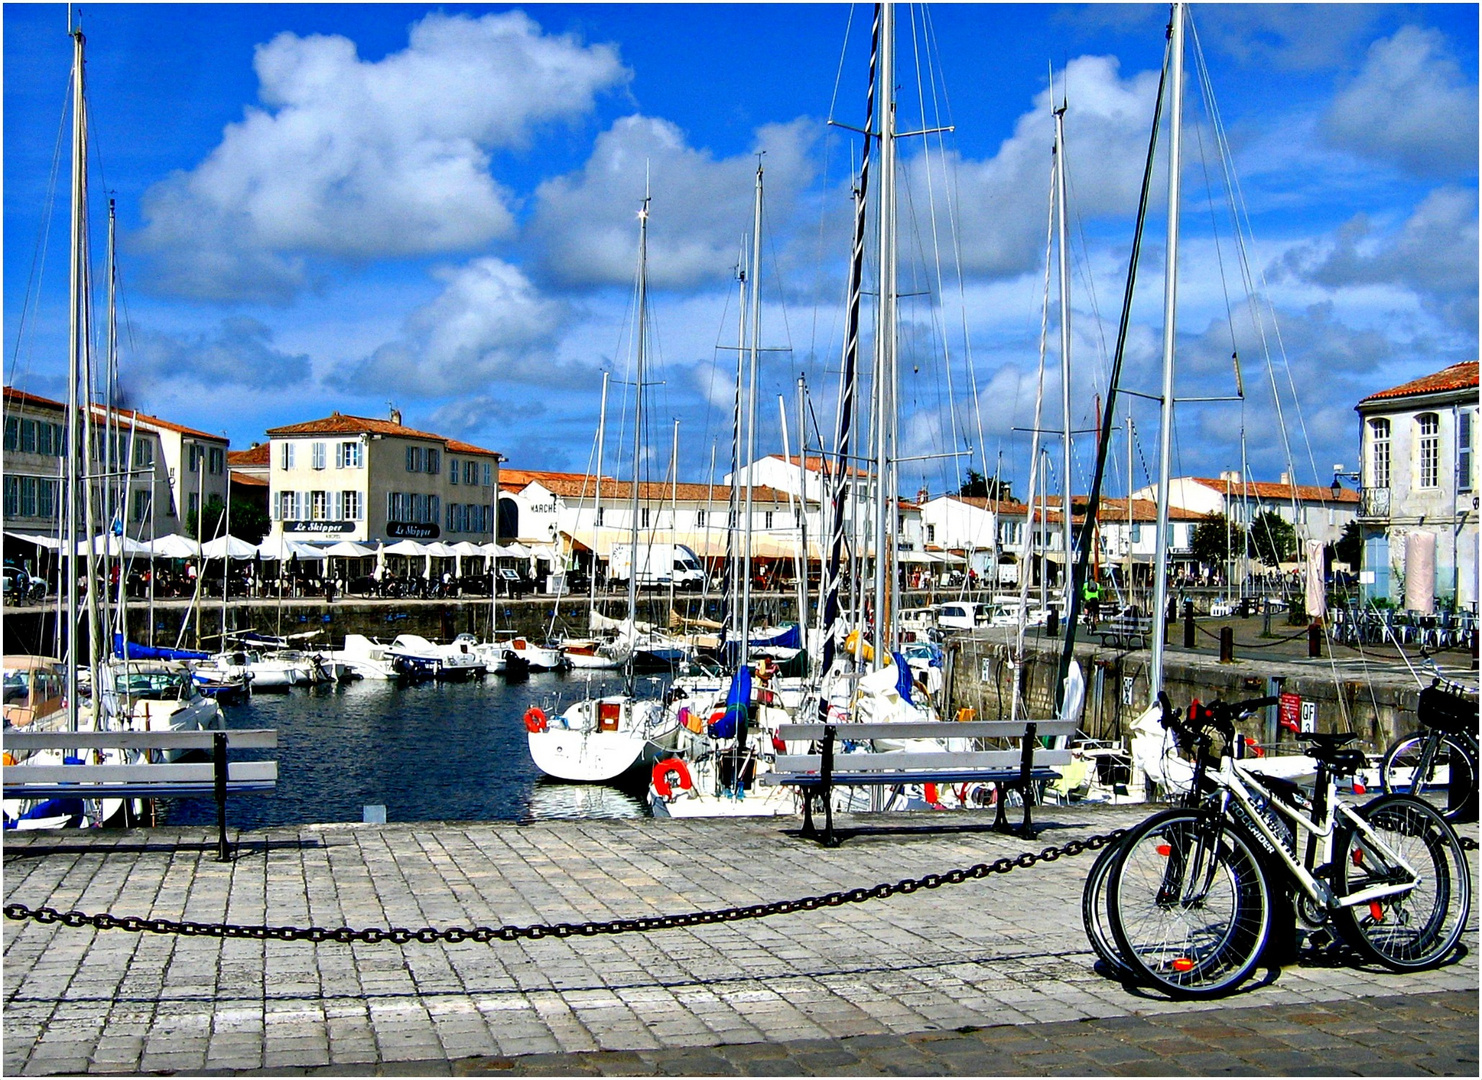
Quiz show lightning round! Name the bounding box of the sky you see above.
[4,2,1477,504]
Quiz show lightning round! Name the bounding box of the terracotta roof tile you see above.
[265,412,447,440]
[1359,362,1478,404]
[444,438,500,458]
[507,470,802,505]
[229,471,269,487]
[4,386,227,441]
[1189,477,1358,504]
[227,444,271,467]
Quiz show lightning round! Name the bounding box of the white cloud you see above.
[138,11,628,302]
[122,317,311,394]
[345,257,574,397]
[527,115,818,290]
[1326,26,1478,176]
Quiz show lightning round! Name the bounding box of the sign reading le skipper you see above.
[386,521,440,540]
[284,520,354,535]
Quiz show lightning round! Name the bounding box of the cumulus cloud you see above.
[526,115,818,290]
[1282,187,1479,332]
[422,395,547,441]
[344,257,574,397]
[1193,5,1387,71]
[1326,26,1478,175]
[912,54,1160,280]
[122,317,311,393]
[138,11,628,302]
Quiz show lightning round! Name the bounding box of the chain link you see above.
[2,830,1124,945]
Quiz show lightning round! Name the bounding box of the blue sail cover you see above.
[709,665,752,739]
[892,651,913,705]
[112,634,209,662]
[718,623,803,667]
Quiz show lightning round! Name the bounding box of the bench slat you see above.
[776,720,1078,741]
[0,781,276,799]
[762,767,1064,787]
[4,761,277,787]
[2,729,277,751]
[771,749,1072,773]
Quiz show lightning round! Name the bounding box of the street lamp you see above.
[1331,465,1360,501]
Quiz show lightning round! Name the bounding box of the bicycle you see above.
[1099,696,1471,998]
[1379,660,1478,824]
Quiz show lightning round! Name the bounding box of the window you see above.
[19,419,36,453]
[696,508,707,528]
[207,446,224,475]
[311,442,326,470]
[1418,413,1440,488]
[277,491,293,521]
[337,441,362,469]
[427,495,439,524]
[36,422,52,456]
[426,448,440,475]
[3,417,16,451]
[464,461,477,486]
[449,458,460,485]
[188,492,200,520]
[482,462,492,486]
[406,446,423,473]
[311,491,327,520]
[764,511,774,529]
[280,441,295,470]
[37,479,55,519]
[343,491,361,521]
[134,440,154,468]
[19,476,37,517]
[1460,410,1474,493]
[596,508,605,526]
[641,507,651,528]
[1369,418,1390,488]
[132,489,151,523]
[2,476,16,516]
[926,524,936,544]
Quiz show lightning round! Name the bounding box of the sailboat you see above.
[526,195,680,783]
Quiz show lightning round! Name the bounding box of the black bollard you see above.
[1183,601,1196,648]
[1220,626,1234,663]
[1046,607,1060,638]
[1308,622,1321,658]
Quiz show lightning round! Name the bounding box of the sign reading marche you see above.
[387,522,439,539]
[284,520,355,534]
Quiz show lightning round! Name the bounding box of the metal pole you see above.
[1054,96,1074,615]
[741,162,763,667]
[872,0,895,665]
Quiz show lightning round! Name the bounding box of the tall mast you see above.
[626,195,649,694]
[590,370,608,626]
[871,0,896,664]
[65,23,86,731]
[740,162,763,666]
[1053,94,1074,613]
[796,375,809,644]
[1149,1,1185,701]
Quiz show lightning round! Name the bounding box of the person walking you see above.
[1082,576,1102,631]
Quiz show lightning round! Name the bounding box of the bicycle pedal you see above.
[1304,928,1333,950]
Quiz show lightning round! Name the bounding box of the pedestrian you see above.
[324,577,336,604]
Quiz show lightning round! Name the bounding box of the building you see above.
[1353,361,1478,608]
[1129,473,1358,553]
[226,442,271,523]
[3,386,230,544]
[263,410,500,545]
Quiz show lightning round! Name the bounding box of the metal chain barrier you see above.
[2,831,1124,945]
[1194,622,1312,648]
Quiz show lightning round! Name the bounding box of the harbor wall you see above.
[943,634,1423,753]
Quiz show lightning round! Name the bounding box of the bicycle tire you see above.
[1380,732,1478,824]
[1107,808,1273,999]
[1082,834,1134,978]
[1332,793,1471,971]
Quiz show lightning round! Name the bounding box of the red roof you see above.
[1189,477,1358,504]
[264,412,498,457]
[229,471,269,487]
[3,386,226,442]
[444,439,500,459]
[228,444,271,467]
[506,469,800,504]
[1359,362,1478,405]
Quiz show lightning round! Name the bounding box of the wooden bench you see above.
[761,719,1076,845]
[1095,614,1153,650]
[3,729,277,860]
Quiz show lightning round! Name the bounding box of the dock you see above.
[4,806,1477,1075]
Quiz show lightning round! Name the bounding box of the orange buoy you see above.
[523,706,548,733]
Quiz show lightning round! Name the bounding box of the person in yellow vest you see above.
[1082,577,1102,630]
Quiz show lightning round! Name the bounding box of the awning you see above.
[323,540,376,558]
[200,535,258,560]
[382,539,427,557]
[150,534,200,559]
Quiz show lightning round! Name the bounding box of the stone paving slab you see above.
[4,806,1477,1076]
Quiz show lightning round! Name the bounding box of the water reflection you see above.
[160,668,663,828]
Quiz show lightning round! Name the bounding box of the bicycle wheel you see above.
[1333,794,1471,971]
[1082,835,1134,978]
[1380,733,1478,824]
[1107,809,1273,998]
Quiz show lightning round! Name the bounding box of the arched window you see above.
[497,497,520,541]
[1416,413,1440,488]
[1368,418,1390,488]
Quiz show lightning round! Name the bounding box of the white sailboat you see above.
[527,194,679,783]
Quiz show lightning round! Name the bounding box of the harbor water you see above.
[160,670,672,829]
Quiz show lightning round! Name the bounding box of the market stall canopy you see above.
[323,540,376,558]
[255,537,327,561]
[382,539,428,557]
[449,541,484,557]
[200,535,258,560]
[150,534,200,559]
[423,541,458,558]
[6,531,59,549]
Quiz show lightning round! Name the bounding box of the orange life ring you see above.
[523,706,548,733]
[651,757,693,800]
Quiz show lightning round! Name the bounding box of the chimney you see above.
[1219,469,1240,484]
[1279,471,1291,486]
[389,405,402,426]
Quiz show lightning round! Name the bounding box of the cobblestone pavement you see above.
[4,806,1477,1076]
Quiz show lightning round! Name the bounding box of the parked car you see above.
[2,566,46,603]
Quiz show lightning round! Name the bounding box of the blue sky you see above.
[4,3,1476,501]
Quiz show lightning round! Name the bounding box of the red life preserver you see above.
[524,706,548,733]
[651,757,693,800]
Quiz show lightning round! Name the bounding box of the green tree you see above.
[1190,513,1245,572]
[1333,519,1362,569]
[959,470,1012,501]
[1247,510,1297,566]
[188,493,270,545]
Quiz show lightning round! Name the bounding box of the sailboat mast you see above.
[626,196,650,693]
[1053,95,1074,615]
[740,162,763,667]
[1149,1,1185,702]
[64,23,87,732]
[590,370,607,624]
[796,375,809,644]
[871,0,896,664]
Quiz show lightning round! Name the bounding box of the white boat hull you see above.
[527,698,678,782]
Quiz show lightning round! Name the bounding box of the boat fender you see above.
[923,782,943,807]
[523,706,548,733]
[651,757,693,800]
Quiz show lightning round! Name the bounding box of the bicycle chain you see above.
[2,831,1123,945]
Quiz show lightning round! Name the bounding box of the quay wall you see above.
[943,633,1425,753]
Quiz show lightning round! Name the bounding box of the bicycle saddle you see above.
[1297,731,1358,751]
[1297,731,1366,774]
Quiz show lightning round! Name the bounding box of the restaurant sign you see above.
[387,521,440,539]
[284,520,355,534]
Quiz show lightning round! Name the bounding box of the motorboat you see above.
[495,636,567,671]
[387,634,485,680]
[526,695,679,783]
[325,634,405,681]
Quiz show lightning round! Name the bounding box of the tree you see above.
[1190,513,1244,572]
[1247,510,1297,566]
[188,493,270,545]
[1333,519,1362,569]
[960,470,1012,501]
